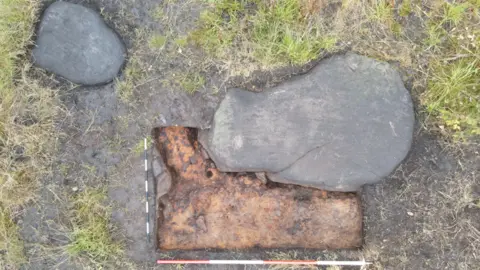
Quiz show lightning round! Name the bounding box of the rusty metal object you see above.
[155,127,362,250]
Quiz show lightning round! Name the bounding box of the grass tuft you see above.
[424,23,445,49]
[423,58,479,139]
[0,207,25,268]
[116,57,144,102]
[177,72,205,94]
[131,137,152,155]
[174,36,188,48]
[191,0,337,70]
[66,187,123,265]
[370,0,394,24]
[399,0,412,17]
[251,0,335,65]
[115,29,149,103]
[443,2,470,26]
[149,34,167,49]
[419,0,480,138]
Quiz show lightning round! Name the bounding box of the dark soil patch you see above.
[362,132,479,269]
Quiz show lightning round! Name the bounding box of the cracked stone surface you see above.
[199,53,414,191]
[33,2,125,85]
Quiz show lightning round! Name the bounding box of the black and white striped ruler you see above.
[144,138,150,242]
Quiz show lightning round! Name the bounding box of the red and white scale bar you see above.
[157,259,371,266]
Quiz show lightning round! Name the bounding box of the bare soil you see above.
[18,0,479,269]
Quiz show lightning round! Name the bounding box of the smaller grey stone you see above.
[33,2,125,85]
[255,172,268,184]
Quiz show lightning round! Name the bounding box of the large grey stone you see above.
[33,2,125,85]
[199,53,414,191]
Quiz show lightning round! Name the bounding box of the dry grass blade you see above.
[0,0,60,267]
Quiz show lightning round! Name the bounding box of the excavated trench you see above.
[153,126,362,250]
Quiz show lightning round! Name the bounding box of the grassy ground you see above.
[0,0,122,268]
[190,0,338,69]
[0,0,479,269]
[0,0,58,267]
[123,0,479,137]
[184,0,479,138]
[66,187,123,266]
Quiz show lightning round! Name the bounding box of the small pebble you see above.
[255,172,267,184]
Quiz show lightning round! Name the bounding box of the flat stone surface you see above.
[199,53,414,191]
[33,2,125,85]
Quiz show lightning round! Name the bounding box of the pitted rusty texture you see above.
[156,127,362,250]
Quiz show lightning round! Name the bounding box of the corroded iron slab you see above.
[156,127,362,250]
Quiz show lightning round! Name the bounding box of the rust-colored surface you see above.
[156,127,362,250]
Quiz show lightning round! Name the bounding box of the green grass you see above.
[443,1,470,25]
[0,0,61,267]
[116,29,150,103]
[174,36,188,48]
[369,0,404,34]
[189,0,479,139]
[370,0,394,24]
[190,0,248,57]
[399,0,412,17]
[190,0,337,68]
[251,0,336,64]
[0,0,37,91]
[149,34,167,49]
[424,23,445,49]
[152,6,164,20]
[423,59,479,138]
[177,72,205,94]
[131,137,152,155]
[424,1,473,50]
[0,207,25,268]
[420,0,480,138]
[116,57,144,102]
[66,187,123,265]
